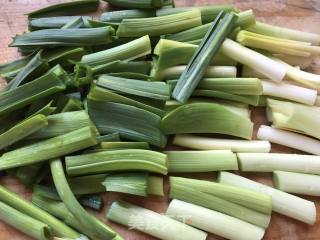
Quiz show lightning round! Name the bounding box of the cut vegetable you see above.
[147,176,164,196]
[218,171,317,225]
[98,142,150,150]
[104,0,164,8]
[68,174,107,195]
[101,9,155,22]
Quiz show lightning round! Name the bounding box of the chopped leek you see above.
[101,10,155,22]
[147,176,164,196]
[0,55,32,79]
[92,60,151,75]
[96,133,121,143]
[68,174,107,194]
[104,0,164,8]
[98,142,150,150]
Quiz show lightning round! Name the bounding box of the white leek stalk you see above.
[173,134,271,153]
[167,199,265,240]
[218,171,317,225]
[274,171,320,196]
[220,38,286,82]
[238,153,320,174]
[257,125,320,155]
[262,80,317,105]
[273,54,313,69]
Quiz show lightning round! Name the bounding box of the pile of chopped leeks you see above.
[1,0,320,239]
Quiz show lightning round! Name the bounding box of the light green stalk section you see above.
[101,9,155,22]
[29,16,91,30]
[147,176,164,196]
[166,150,238,172]
[107,201,207,240]
[98,142,150,150]
[218,171,317,225]
[68,174,107,195]
[96,133,120,143]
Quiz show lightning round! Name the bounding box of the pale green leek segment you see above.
[218,171,317,225]
[167,199,265,240]
[98,142,150,150]
[104,0,164,9]
[100,9,155,22]
[166,150,238,172]
[68,174,107,195]
[107,201,207,240]
[147,176,164,196]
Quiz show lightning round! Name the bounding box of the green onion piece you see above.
[0,55,32,80]
[0,185,80,238]
[43,47,86,68]
[273,171,320,196]
[97,75,171,100]
[27,100,56,118]
[156,5,236,23]
[78,195,104,210]
[0,71,66,117]
[0,126,97,170]
[169,180,271,228]
[116,10,201,37]
[172,12,237,103]
[81,35,151,66]
[27,111,97,139]
[88,84,166,117]
[257,125,320,155]
[0,201,53,240]
[16,163,44,187]
[167,199,265,240]
[158,65,237,81]
[98,142,150,150]
[88,100,167,147]
[61,16,85,29]
[166,150,238,172]
[238,153,320,175]
[68,174,107,194]
[96,133,121,143]
[50,158,121,240]
[262,80,317,105]
[162,102,253,139]
[102,172,149,196]
[107,200,207,240]
[0,114,48,150]
[236,10,256,27]
[65,149,168,176]
[10,27,115,48]
[101,9,155,22]
[52,93,83,113]
[267,98,320,139]
[104,0,164,8]
[147,176,164,196]
[170,176,272,214]
[28,16,91,31]
[27,0,99,18]
[92,60,151,75]
[173,134,271,153]
[221,38,286,82]
[6,51,49,90]
[218,171,316,225]
[246,21,320,45]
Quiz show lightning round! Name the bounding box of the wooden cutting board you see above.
[0,1,320,239]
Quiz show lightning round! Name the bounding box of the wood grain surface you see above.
[1,0,320,240]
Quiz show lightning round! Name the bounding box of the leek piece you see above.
[87,84,166,117]
[102,172,149,196]
[218,171,317,225]
[61,16,85,29]
[107,200,207,240]
[68,174,107,194]
[27,111,96,139]
[0,71,66,117]
[246,21,320,45]
[0,114,48,150]
[173,134,271,153]
[273,54,313,69]
[52,94,83,113]
[27,100,56,118]
[274,171,320,196]
[262,80,317,105]
[98,141,150,150]
[116,10,202,37]
[88,100,167,147]
[221,38,286,82]
[257,125,320,155]
[104,0,164,8]
[10,27,115,48]
[162,102,253,139]
[0,185,80,238]
[101,9,155,22]
[28,16,91,31]
[238,153,320,175]
[0,201,53,240]
[156,5,236,23]
[0,126,97,170]
[166,150,238,172]
[109,72,150,80]
[6,51,49,90]
[169,181,271,228]
[96,133,121,143]
[16,163,43,187]
[43,47,86,68]
[241,65,267,79]
[50,159,121,240]
[97,75,170,100]
[78,195,103,211]
[0,55,32,79]
[267,99,320,139]
[65,149,168,176]
[27,0,99,18]
[167,199,265,240]
[172,12,238,103]
[147,176,164,196]
[170,176,272,214]
[158,65,237,81]
[92,60,151,75]
[81,35,151,66]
